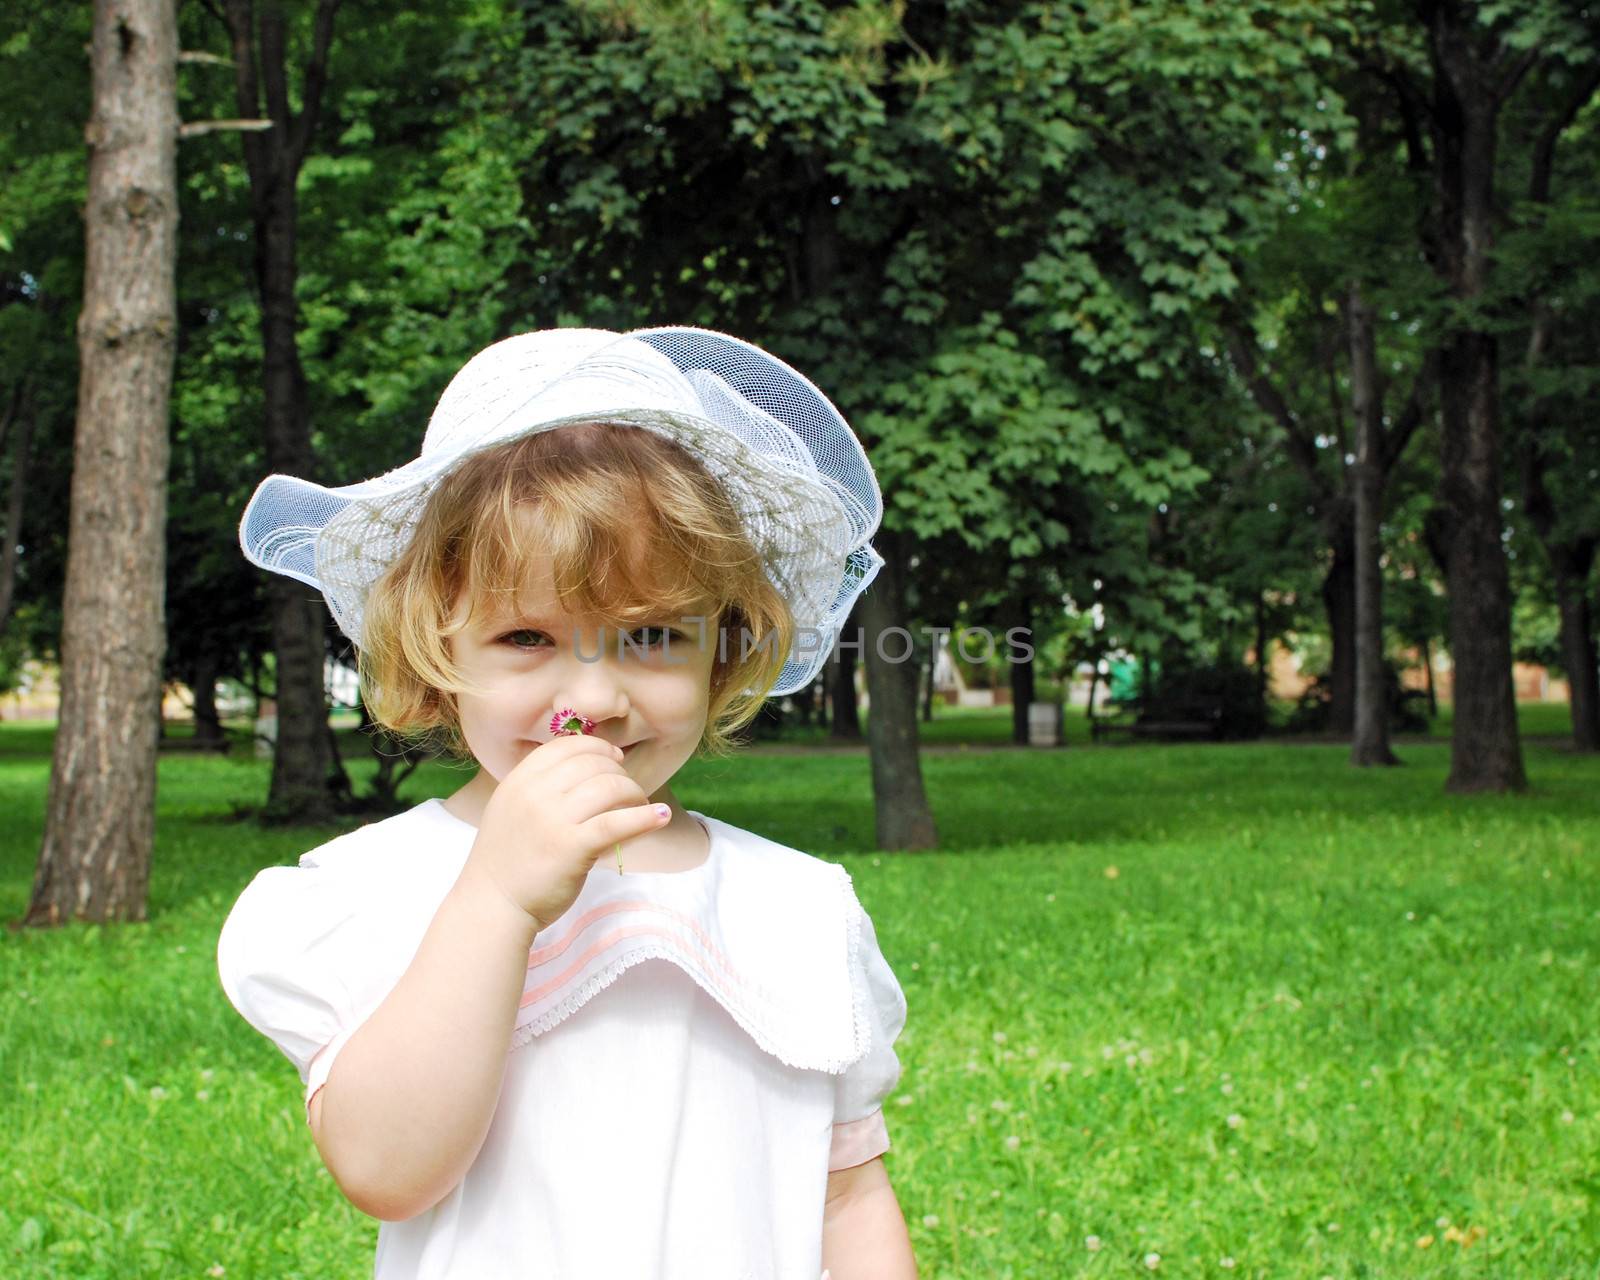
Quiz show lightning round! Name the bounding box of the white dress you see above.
[216,798,908,1280]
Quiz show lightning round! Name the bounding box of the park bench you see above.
[1090,696,1225,742]
[1089,700,1139,741]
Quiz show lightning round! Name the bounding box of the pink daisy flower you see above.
[550,708,596,737]
[548,707,624,874]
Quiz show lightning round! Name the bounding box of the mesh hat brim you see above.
[239,326,884,697]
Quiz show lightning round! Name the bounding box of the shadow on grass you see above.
[2,709,1594,922]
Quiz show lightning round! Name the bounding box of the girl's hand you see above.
[465,734,668,929]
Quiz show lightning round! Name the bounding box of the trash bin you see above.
[1027,700,1064,747]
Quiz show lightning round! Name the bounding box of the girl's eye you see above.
[629,627,683,648]
[498,628,683,650]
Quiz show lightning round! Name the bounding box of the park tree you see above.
[889,1,1333,734]
[212,0,351,821]
[26,0,178,925]
[1220,50,1439,761]
[176,1,495,801]
[1228,0,1597,784]
[1412,0,1530,791]
[1501,50,1600,750]
[0,10,91,696]
[1361,0,1599,790]
[1156,377,1330,718]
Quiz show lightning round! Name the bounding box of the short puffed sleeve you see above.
[216,822,457,1125]
[829,891,908,1172]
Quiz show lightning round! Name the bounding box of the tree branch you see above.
[1222,319,1333,505]
[1320,313,1350,465]
[222,0,265,191]
[1493,45,1540,106]
[0,379,19,460]
[1411,0,1443,28]
[258,6,291,132]
[1528,61,1600,203]
[178,118,273,140]
[1364,58,1434,171]
[1518,299,1558,542]
[290,0,343,171]
[1380,348,1440,474]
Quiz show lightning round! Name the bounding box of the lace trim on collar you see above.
[507,862,869,1075]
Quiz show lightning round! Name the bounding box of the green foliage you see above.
[3,0,1596,751]
[443,0,1348,664]
[0,8,89,655]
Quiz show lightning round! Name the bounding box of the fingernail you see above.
[656,804,670,819]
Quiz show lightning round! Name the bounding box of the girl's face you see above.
[446,553,719,801]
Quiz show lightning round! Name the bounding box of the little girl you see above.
[217,327,918,1279]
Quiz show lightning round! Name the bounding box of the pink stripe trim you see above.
[828,1110,889,1171]
[520,920,759,1010]
[524,899,769,1007]
[529,899,716,967]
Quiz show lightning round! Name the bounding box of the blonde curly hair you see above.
[357,421,795,761]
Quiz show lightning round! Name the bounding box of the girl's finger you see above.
[583,801,672,852]
[563,770,650,814]
[535,733,624,761]
[541,748,629,796]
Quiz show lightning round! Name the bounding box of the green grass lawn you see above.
[2,709,1596,1278]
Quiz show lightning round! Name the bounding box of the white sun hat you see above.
[238,326,885,697]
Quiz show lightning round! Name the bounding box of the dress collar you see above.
[505,811,870,1075]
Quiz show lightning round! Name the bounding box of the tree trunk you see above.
[921,633,937,723]
[797,676,820,727]
[1550,543,1600,751]
[0,383,35,633]
[858,527,937,850]
[224,0,348,820]
[1321,516,1357,736]
[354,693,424,813]
[1422,636,1438,720]
[1009,594,1035,745]
[1523,432,1599,753]
[263,579,347,819]
[1425,3,1525,792]
[1347,281,1399,766]
[1520,303,1597,752]
[190,651,224,746]
[1434,332,1524,790]
[828,611,863,742]
[259,190,342,818]
[25,0,177,927]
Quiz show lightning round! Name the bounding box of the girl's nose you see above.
[552,632,631,725]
